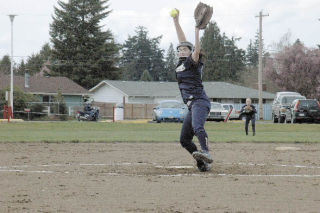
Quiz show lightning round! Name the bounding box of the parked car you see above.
[273,91,301,104]
[152,100,187,123]
[272,94,306,123]
[207,102,227,121]
[287,99,320,123]
[272,92,302,122]
[221,104,241,120]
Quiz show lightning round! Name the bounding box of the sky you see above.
[0,0,319,64]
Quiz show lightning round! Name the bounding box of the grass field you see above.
[1,121,319,143]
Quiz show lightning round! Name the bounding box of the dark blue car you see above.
[152,100,187,123]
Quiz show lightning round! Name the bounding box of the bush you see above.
[30,103,45,119]
[0,87,37,119]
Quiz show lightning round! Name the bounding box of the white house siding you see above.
[91,84,127,103]
[90,81,274,106]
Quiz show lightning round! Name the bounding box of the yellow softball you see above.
[170,9,178,18]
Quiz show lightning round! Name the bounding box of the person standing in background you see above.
[240,98,257,136]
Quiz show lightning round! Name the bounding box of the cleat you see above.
[192,151,213,164]
[197,160,211,172]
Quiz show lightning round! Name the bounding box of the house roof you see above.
[90,80,275,99]
[0,74,89,95]
[203,82,275,99]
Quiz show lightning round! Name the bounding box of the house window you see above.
[43,96,50,103]
[233,99,241,104]
[252,99,258,104]
[212,98,221,102]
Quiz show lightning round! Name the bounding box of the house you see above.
[89,80,275,104]
[0,73,89,113]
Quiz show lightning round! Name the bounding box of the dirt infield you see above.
[0,142,320,213]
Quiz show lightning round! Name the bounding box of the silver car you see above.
[272,95,306,123]
[207,102,227,121]
[273,92,301,103]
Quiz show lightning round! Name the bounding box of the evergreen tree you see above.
[201,22,245,81]
[39,43,52,60]
[25,54,43,75]
[17,60,27,75]
[140,70,152,81]
[49,0,120,89]
[16,43,53,76]
[245,31,269,67]
[246,39,258,67]
[120,26,165,81]
[164,43,177,81]
[0,55,11,74]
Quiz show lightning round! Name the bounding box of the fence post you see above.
[113,105,115,122]
[131,104,134,120]
[145,104,148,119]
[123,96,126,120]
[3,105,7,119]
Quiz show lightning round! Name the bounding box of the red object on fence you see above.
[224,108,233,123]
[112,105,115,122]
[3,105,7,119]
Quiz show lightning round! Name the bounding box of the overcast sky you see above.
[0,0,319,63]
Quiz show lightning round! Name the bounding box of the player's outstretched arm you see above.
[172,9,187,43]
[192,27,200,63]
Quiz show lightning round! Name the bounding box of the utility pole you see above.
[255,11,268,120]
[9,15,17,114]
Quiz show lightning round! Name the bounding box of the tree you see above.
[240,31,273,91]
[52,89,68,120]
[0,87,37,119]
[270,30,292,52]
[164,43,177,81]
[246,39,258,67]
[0,55,11,74]
[140,70,152,81]
[264,40,320,99]
[16,43,53,76]
[200,22,246,82]
[16,60,27,75]
[120,26,165,81]
[245,31,269,67]
[49,0,120,89]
